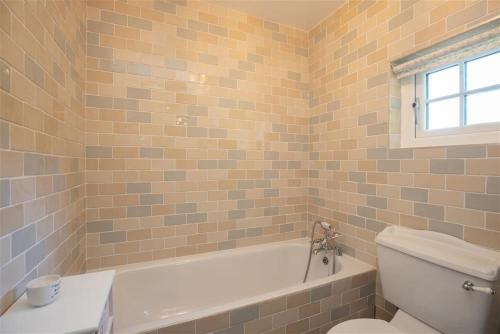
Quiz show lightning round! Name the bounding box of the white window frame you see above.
[400,50,500,148]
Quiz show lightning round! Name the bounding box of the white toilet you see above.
[329,226,500,333]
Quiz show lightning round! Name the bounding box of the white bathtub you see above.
[112,238,374,334]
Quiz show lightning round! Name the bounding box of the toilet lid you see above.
[328,319,402,333]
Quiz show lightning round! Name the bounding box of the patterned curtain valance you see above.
[391,17,500,79]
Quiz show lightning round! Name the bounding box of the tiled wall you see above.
[84,0,310,269]
[144,271,375,334]
[0,0,87,313]
[307,0,499,319]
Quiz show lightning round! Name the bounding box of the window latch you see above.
[412,98,420,126]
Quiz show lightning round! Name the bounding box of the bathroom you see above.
[0,0,499,333]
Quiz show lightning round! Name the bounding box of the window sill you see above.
[400,130,500,148]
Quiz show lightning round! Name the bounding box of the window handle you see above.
[412,98,420,126]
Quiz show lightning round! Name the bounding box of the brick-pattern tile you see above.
[0,0,86,314]
[148,271,376,334]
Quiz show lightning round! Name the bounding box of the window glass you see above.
[466,89,500,125]
[466,52,500,91]
[426,65,460,100]
[427,98,460,130]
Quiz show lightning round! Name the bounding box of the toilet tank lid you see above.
[375,226,500,281]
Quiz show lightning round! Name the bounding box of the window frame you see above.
[400,49,500,148]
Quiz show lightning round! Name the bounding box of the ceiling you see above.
[213,0,344,31]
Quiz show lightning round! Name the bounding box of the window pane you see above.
[466,89,500,125]
[427,98,460,130]
[427,65,460,100]
[466,52,500,91]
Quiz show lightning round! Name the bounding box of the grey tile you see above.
[263,21,279,31]
[326,161,340,170]
[87,220,113,233]
[465,193,499,213]
[272,32,287,42]
[100,231,126,244]
[429,220,463,239]
[25,241,45,272]
[127,206,152,217]
[228,190,245,200]
[219,77,237,89]
[377,160,400,172]
[228,210,245,219]
[198,160,217,169]
[388,8,413,30]
[349,172,366,183]
[265,207,280,216]
[127,87,151,100]
[486,177,500,195]
[357,206,376,219]
[238,61,255,72]
[367,122,388,135]
[0,121,9,148]
[311,285,331,301]
[209,128,227,138]
[127,111,151,123]
[140,147,163,159]
[358,40,377,57]
[214,324,243,334]
[187,127,208,138]
[430,159,464,174]
[11,224,36,257]
[230,305,259,325]
[187,213,207,223]
[414,203,444,220]
[0,60,11,92]
[87,20,113,34]
[388,148,413,159]
[358,112,377,126]
[209,24,228,37]
[348,215,365,228]
[87,45,113,59]
[358,183,376,195]
[164,214,186,226]
[86,95,113,108]
[100,59,127,73]
[246,227,262,237]
[24,153,46,176]
[164,171,186,181]
[237,199,255,209]
[127,62,151,76]
[367,73,387,89]
[140,194,164,205]
[187,105,208,116]
[176,203,197,214]
[128,16,152,30]
[101,10,127,25]
[86,146,112,158]
[447,145,486,158]
[166,58,187,71]
[366,196,387,209]
[366,219,386,233]
[367,148,387,159]
[218,240,236,250]
[331,305,350,320]
[218,160,236,169]
[154,0,176,13]
[0,180,10,208]
[127,183,151,194]
[113,97,139,110]
[25,56,46,88]
[264,189,279,197]
[188,20,208,32]
[401,187,428,202]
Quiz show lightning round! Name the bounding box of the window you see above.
[399,49,500,148]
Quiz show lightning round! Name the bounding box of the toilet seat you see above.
[327,319,402,333]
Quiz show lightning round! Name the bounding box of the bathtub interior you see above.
[112,239,372,333]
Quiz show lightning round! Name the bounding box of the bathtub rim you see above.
[109,238,376,333]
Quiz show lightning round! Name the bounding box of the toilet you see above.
[328,226,500,333]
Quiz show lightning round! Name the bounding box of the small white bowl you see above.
[26,275,61,307]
